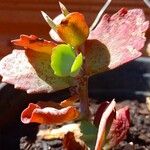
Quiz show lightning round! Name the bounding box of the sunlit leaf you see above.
[51,44,82,77]
[57,12,89,47]
[71,53,83,77]
[59,2,69,16]
[11,34,57,55]
[86,8,149,75]
[80,120,98,150]
[104,106,130,149]
[51,44,75,77]
[0,50,74,93]
[41,11,57,31]
[38,123,81,140]
[21,103,79,124]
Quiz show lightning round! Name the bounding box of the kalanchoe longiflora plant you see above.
[0,2,149,149]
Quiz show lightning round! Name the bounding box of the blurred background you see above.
[0,0,149,58]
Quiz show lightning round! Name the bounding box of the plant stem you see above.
[78,74,91,120]
[76,45,91,120]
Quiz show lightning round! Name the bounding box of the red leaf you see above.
[21,103,79,124]
[94,100,116,150]
[0,50,74,93]
[86,8,149,75]
[105,106,130,149]
[94,101,116,127]
[11,35,57,55]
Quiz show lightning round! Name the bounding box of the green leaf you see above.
[80,120,98,150]
[51,44,75,77]
[71,53,83,77]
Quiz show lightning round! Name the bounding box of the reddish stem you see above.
[76,44,91,120]
[78,75,90,119]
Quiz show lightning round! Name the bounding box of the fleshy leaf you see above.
[21,103,79,124]
[57,12,89,47]
[51,44,82,77]
[51,44,75,77]
[71,53,83,77]
[11,34,57,55]
[0,50,74,93]
[104,106,130,149]
[86,8,149,75]
[95,100,116,150]
[94,101,116,128]
[80,120,98,150]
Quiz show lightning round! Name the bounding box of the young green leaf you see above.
[51,44,75,77]
[51,44,83,77]
[71,53,83,77]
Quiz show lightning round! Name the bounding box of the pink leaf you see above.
[104,106,130,149]
[21,103,79,124]
[94,100,116,150]
[94,101,116,127]
[86,8,149,75]
[0,50,74,93]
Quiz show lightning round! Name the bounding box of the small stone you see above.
[146,97,150,112]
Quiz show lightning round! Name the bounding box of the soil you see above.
[0,98,150,150]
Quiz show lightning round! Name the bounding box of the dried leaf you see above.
[21,103,79,124]
[11,34,57,55]
[57,12,89,47]
[0,50,74,93]
[63,132,87,150]
[60,95,79,107]
[104,106,130,149]
[86,8,149,75]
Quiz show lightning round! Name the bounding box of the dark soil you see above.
[1,99,149,150]
[0,83,150,150]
